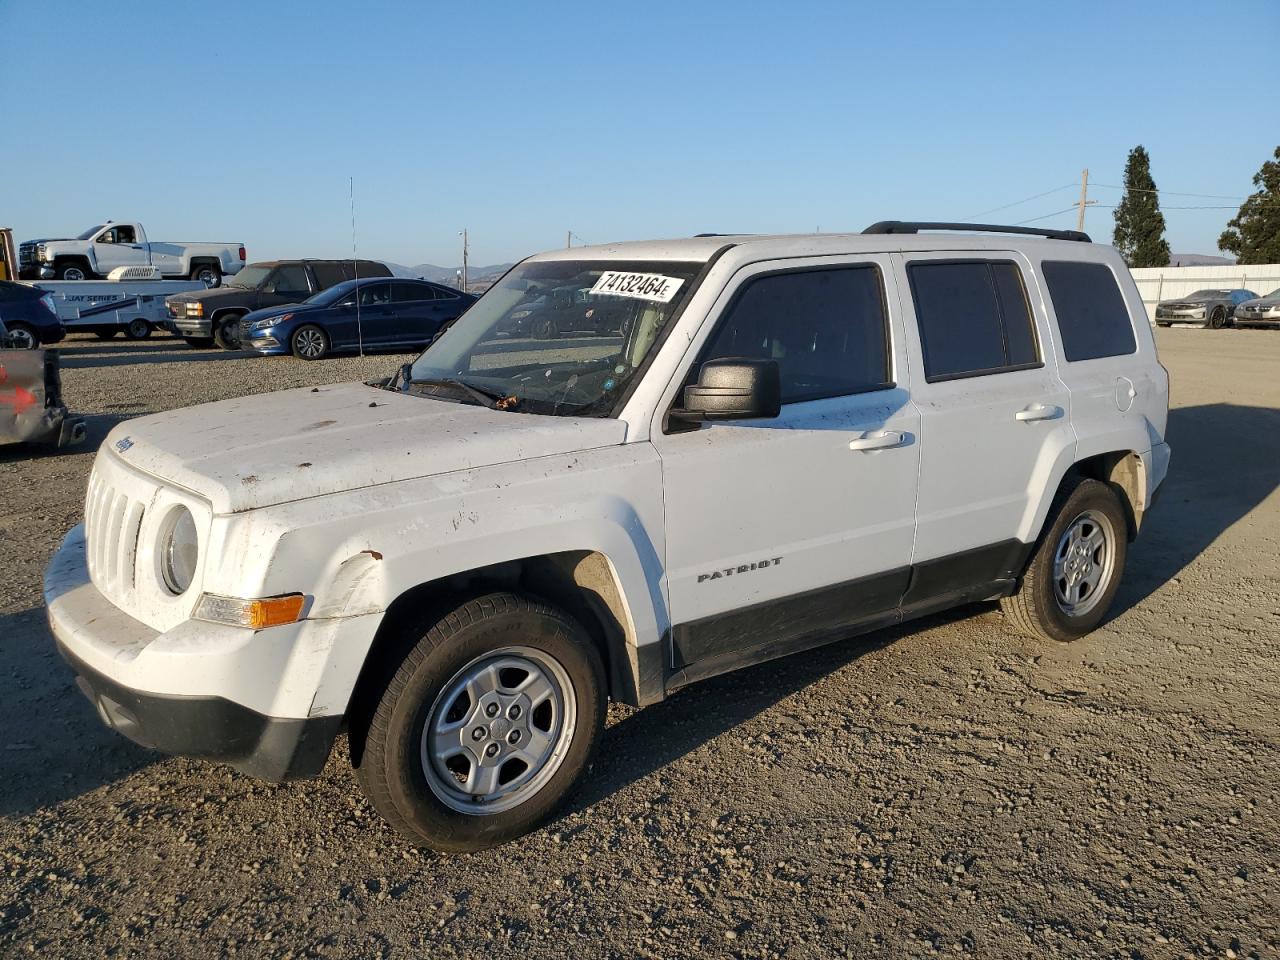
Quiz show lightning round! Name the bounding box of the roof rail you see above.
[693,232,753,238]
[863,221,1091,243]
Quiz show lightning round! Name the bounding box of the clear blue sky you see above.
[2,0,1276,267]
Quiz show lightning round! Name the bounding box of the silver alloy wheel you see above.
[294,328,325,359]
[196,267,219,286]
[1052,508,1117,617]
[7,326,36,349]
[420,646,576,815]
[61,265,86,280]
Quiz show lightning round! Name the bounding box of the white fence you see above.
[1129,264,1280,321]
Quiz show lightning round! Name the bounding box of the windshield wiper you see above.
[409,377,508,409]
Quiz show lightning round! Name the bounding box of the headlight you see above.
[159,506,199,594]
[38,245,51,261]
[251,314,289,331]
[185,302,204,317]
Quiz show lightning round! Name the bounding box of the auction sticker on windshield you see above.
[590,271,685,303]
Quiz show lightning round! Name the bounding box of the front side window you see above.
[359,281,392,306]
[1041,260,1136,362]
[696,266,891,404]
[908,260,1039,381]
[410,259,704,417]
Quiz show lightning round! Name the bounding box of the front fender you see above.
[207,444,669,718]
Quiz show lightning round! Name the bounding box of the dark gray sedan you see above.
[1154,288,1258,329]
[1232,288,1280,329]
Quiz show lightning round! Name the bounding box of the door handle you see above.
[1015,403,1063,422]
[848,430,906,451]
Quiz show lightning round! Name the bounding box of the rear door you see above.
[893,252,1074,603]
[653,256,921,676]
[389,281,439,346]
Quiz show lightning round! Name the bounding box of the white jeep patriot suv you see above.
[46,222,1170,851]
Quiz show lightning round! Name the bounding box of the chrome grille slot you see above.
[84,465,147,598]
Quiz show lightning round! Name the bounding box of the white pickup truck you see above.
[19,222,246,287]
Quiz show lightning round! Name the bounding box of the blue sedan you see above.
[239,277,476,360]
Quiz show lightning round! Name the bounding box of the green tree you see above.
[1113,146,1171,268]
[1219,146,1280,265]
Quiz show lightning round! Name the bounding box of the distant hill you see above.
[407,263,515,285]
[1169,253,1235,267]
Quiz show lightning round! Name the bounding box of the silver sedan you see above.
[1232,288,1280,329]
[1154,288,1258,329]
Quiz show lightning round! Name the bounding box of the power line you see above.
[1090,182,1245,201]
[1015,206,1081,225]
[962,183,1078,221]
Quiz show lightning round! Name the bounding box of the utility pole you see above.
[460,228,469,292]
[567,230,572,249]
[1076,168,1096,232]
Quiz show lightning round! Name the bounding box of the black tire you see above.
[290,324,329,360]
[354,592,606,852]
[183,336,216,349]
[1156,322,1172,328]
[56,260,93,281]
[214,315,244,350]
[94,330,118,340]
[126,318,151,340]
[6,323,38,349]
[532,318,555,340]
[1209,306,1226,330]
[189,262,222,287]
[1001,478,1129,643]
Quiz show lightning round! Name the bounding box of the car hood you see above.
[168,285,259,305]
[1159,294,1224,305]
[102,382,627,513]
[242,302,316,324]
[1238,295,1280,307]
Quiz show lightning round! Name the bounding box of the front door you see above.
[92,225,146,274]
[652,257,920,676]
[892,252,1074,603]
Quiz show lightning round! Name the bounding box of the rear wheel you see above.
[353,593,606,852]
[190,262,222,287]
[126,318,151,340]
[291,324,328,360]
[1001,478,1129,642]
[6,323,37,349]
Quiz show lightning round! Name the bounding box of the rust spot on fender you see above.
[241,474,259,485]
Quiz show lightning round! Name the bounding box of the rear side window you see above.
[698,266,891,404]
[310,262,349,290]
[908,260,1039,381]
[391,281,432,302]
[1041,261,1136,361]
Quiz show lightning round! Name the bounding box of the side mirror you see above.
[671,358,781,423]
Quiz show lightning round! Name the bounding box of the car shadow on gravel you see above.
[1112,402,1280,616]
[0,607,157,818]
[559,604,990,824]
[0,412,131,463]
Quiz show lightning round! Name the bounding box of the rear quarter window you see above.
[310,262,349,290]
[1041,261,1137,362]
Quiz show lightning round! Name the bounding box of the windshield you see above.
[77,225,105,240]
[305,279,360,306]
[408,259,704,417]
[225,265,274,289]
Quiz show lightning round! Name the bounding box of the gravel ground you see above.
[1,330,1278,959]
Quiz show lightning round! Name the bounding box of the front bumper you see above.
[44,525,342,780]
[1233,316,1280,328]
[1155,314,1207,325]
[171,315,213,337]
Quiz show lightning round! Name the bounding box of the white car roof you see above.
[529,231,1106,265]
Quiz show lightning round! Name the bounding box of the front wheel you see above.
[290,324,328,360]
[1208,306,1226,329]
[214,316,243,350]
[1001,478,1129,643]
[56,262,91,281]
[354,593,606,852]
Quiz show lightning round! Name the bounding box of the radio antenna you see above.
[350,176,363,357]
